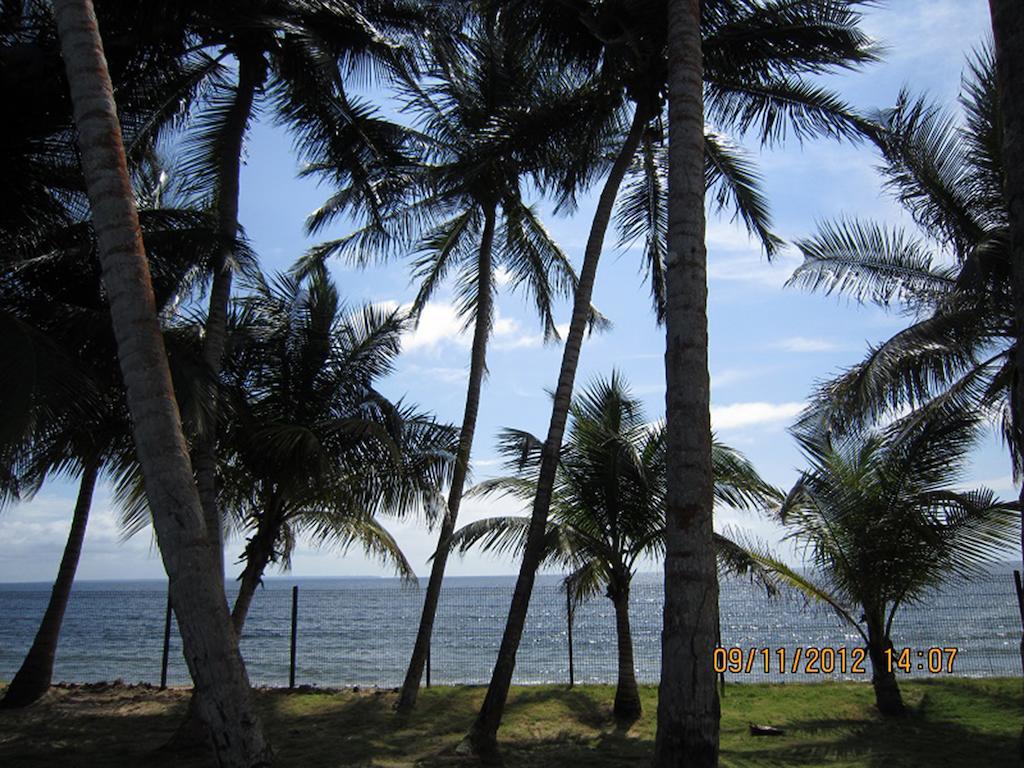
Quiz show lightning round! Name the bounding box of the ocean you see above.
[0,570,1019,688]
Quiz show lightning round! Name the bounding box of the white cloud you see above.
[402,302,468,352]
[771,336,840,353]
[710,401,805,431]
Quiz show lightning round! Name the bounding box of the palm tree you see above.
[209,267,455,633]
[988,0,1024,692]
[0,197,237,709]
[141,0,428,576]
[447,372,779,720]
[747,411,1018,716]
[303,11,584,713]
[657,0,717,762]
[785,47,1022,691]
[466,0,877,754]
[50,2,270,764]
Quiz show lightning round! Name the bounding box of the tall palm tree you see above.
[0,198,237,708]
[748,411,1019,716]
[987,0,1024,694]
[304,11,584,713]
[448,372,779,720]
[466,0,877,754]
[142,0,428,577]
[657,0,717,762]
[50,1,270,764]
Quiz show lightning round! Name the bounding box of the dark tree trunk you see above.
[397,205,496,713]
[610,585,641,721]
[654,2,720,767]
[192,52,262,582]
[462,105,649,758]
[230,512,280,636]
[988,5,1024,739]
[52,3,270,764]
[865,621,905,717]
[2,461,99,708]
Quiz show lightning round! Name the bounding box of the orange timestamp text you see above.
[713,646,959,675]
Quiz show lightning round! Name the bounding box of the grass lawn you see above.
[0,678,1019,766]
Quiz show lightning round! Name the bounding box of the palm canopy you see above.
[203,267,455,583]
[149,0,427,221]
[504,0,878,319]
[750,409,1019,644]
[450,372,781,604]
[787,49,1019,465]
[303,11,587,340]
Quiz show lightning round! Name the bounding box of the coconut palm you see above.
[746,410,1018,716]
[0,198,240,708]
[138,0,429,575]
[192,267,455,633]
[785,48,1022,679]
[50,1,270,763]
[466,0,877,754]
[447,372,779,720]
[303,11,585,712]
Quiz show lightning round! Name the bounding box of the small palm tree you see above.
[447,373,779,720]
[748,411,1019,716]
[212,267,455,632]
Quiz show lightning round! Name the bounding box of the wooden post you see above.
[425,641,431,688]
[566,589,575,688]
[289,585,298,689]
[160,592,172,690]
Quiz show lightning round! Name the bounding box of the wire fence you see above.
[0,572,1020,689]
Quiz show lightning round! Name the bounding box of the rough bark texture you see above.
[988,0,1024,751]
[611,586,641,721]
[462,106,649,758]
[192,52,262,582]
[654,1,720,766]
[51,3,271,765]
[397,206,496,713]
[1,461,98,708]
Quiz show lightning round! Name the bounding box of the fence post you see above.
[289,585,299,689]
[160,592,172,690]
[566,589,575,688]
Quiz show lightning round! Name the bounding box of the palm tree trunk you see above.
[2,460,99,708]
[462,104,649,758]
[231,515,280,636]
[610,586,641,721]
[52,3,270,765]
[988,2,1024,750]
[397,205,497,713]
[865,621,905,717]
[654,2,720,767]
[192,52,263,582]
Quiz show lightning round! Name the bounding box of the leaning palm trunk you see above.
[1,460,98,708]
[988,0,1024,751]
[52,3,270,765]
[192,53,263,582]
[611,586,641,720]
[654,2,720,767]
[397,206,497,713]
[463,105,649,756]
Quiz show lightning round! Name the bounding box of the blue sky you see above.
[1,0,1014,583]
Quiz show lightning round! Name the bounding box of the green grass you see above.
[0,679,1019,766]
